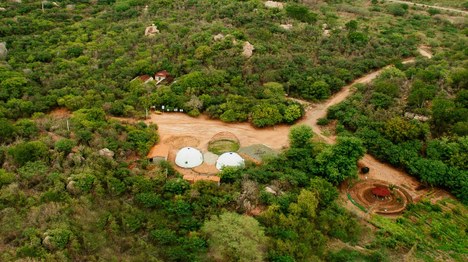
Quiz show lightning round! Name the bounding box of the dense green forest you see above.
[0,0,423,126]
[0,0,467,261]
[327,39,468,203]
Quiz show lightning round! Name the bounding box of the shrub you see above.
[14,119,38,139]
[0,169,15,187]
[71,173,96,193]
[286,4,317,23]
[317,118,330,126]
[9,141,48,166]
[44,228,73,250]
[55,138,76,154]
[135,192,162,208]
[0,118,15,144]
[387,4,408,16]
[427,8,441,16]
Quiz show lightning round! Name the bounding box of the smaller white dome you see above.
[175,147,203,168]
[216,152,245,170]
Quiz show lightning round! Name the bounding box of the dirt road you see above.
[387,0,468,15]
[143,48,441,200]
[149,49,430,151]
[146,113,291,150]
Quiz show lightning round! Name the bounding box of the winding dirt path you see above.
[149,49,430,151]
[142,48,445,201]
[387,0,468,15]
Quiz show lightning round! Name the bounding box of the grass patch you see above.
[208,139,240,155]
[348,193,367,212]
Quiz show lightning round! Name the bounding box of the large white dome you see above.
[216,152,245,170]
[175,147,203,168]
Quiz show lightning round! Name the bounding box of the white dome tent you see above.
[216,152,245,170]
[175,147,204,168]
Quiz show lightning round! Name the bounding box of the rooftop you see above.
[372,186,391,197]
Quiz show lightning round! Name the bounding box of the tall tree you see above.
[201,212,268,262]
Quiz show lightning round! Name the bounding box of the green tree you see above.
[309,177,338,208]
[260,189,326,260]
[14,119,38,139]
[345,20,358,32]
[201,212,268,262]
[55,139,76,155]
[303,80,331,100]
[289,125,314,149]
[251,104,283,127]
[263,82,285,100]
[285,4,317,23]
[9,141,49,166]
[283,104,303,124]
[383,117,428,143]
[314,137,365,185]
[0,118,15,144]
[194,45,212,60]
[408,80,437,108]
[0,169,15,187]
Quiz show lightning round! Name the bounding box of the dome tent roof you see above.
[216,152,245,170]
[175,147,203,168]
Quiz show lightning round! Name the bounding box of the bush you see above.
[0,169,15,187]
[427,8,441,16]
[0,118,15,144]
[44,228,73,250]
[387,4,408,16]
[9,141,49,166]
[135,192,162,208]
[286,4,317,23]
[14,119,38,139]
[317,118,330,126]
[72,173,96,193]
[55,138,76,154]
[188,108,200,117]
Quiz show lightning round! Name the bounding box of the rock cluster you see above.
[264,1,283,9]
[145,24,160,36]
[0,42,7,60]
[243,41,254,58]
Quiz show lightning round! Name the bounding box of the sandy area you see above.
[146,113,292,151]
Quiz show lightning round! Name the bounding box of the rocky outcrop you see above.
[145,24,160,36]
[98,148,115,158]
[265,1,283,9]
[280,24,293,30]
[404,112,429,122]
[213,33,225,41]
[0,42,7,60]
[66,180,80,195]
[242,41,254,58]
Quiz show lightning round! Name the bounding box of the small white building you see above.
[216,152,245,170]
[175,147,204,168]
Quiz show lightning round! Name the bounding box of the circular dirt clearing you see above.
[348,179,412,215]
[164,135,200,149]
